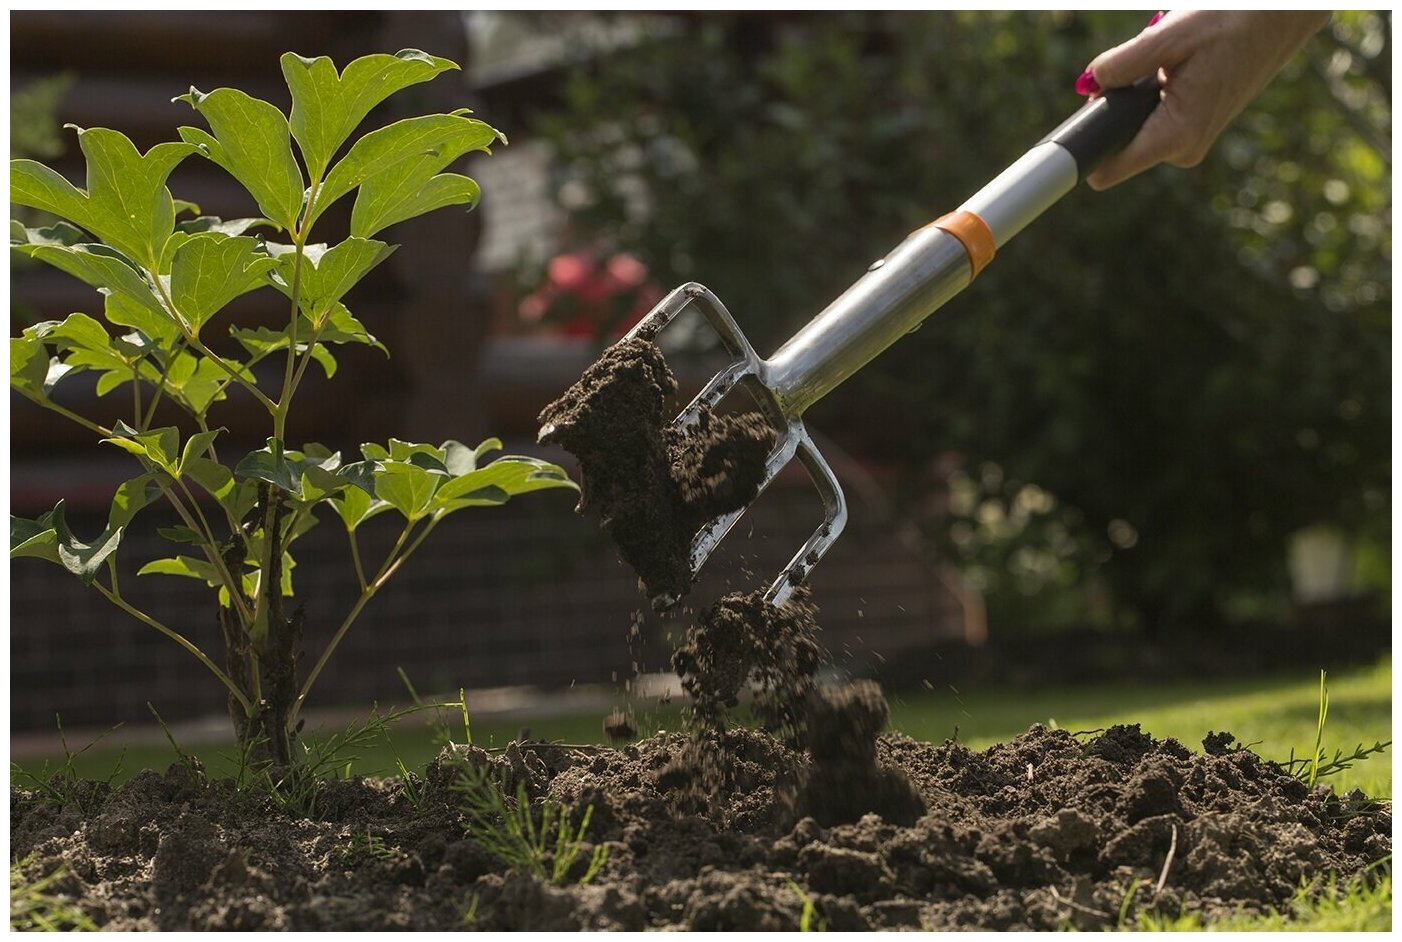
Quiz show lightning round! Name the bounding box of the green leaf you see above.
[434,455,577,504]
[176,88,304,232]
[175,215,272,237]
[39,311,112,353]
[160,350,242,417]
[59,524,123,584]
[329,484,393,531]
[168,233,277,332]
[11,509,62,565]
[9,220,87,247]
[103,422,181,476]
[297,464,346,503]
[185,457,236,508]
[68,128,198,267]
[309,343,337,378]
[281,49,460,183]
[12,130,198,269]
[12,242,168,322]
[268,237,395,320]
[307,114,499,230]
[10,336,50,396]
[229,324,335,377]
[352,166,480,239]
[11,501,122,583]
[139,555,221,584]
[319,303,387,352]
[336,459,379,496]
[179,427,223,473]
[234,439,341,500]
[109,470,169,529]
[374,460,442,520]
[24,311,141,397]
[10,158,88,230]
[157,525,205,544]
[445,438,500,475]
[235,439,303,497]
[103,287,181,346]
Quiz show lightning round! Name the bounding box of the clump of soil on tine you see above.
[11,725,1389,930]
[537,336,775,605]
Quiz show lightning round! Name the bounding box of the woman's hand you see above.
[1078,11,1331,190]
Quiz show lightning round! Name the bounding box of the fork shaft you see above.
[766,140,1077,419]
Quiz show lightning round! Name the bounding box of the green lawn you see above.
[15,655,1390,797]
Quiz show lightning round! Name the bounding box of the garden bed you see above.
[10,713,1390,931]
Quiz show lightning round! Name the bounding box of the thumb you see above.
[1088,16,1182,89]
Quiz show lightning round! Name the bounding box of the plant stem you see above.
[94,581,253,715]
[348,529,368,591]
[285,323,326,404]
[156,475,253,630]
[292,517,439,725]
[275,237,308,443]
[131,365,143,429]
[139,339,187,430]
[21,392,111,437]
[274,180,318,443]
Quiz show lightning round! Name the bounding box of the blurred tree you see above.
[531,11,1390,636]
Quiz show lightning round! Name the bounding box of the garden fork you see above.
[632,77,1161,610]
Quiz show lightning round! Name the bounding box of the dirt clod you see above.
[538,337,776,605]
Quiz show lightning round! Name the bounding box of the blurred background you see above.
[10,12,1391,748]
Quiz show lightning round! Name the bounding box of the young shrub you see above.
[10,50,577,769]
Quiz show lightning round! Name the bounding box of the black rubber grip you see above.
[1040,74,1162,179]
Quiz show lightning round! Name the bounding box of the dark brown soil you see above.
[671,587,826,738]
[11,722,1389,930]
[537,336,776,605]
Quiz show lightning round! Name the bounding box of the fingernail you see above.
[1075,69,1101,96]
[1147,11,1166,27]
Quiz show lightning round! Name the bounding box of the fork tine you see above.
[764,429,848,608]
[637,283,851,611]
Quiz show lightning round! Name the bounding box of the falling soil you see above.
[11,723,1390,930]
[671,587,826,737]
[537,336,776,606]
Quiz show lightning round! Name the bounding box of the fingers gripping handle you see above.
[1041,74,1163,179]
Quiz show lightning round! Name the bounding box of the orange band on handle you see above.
[929,210,996,280]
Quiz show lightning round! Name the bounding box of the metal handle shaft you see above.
[761,78,1160,421]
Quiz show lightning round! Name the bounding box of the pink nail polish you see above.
[1147,11,1166,27]
[1075,69,1101,96]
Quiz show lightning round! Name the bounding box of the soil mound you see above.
[12,725,1389,930]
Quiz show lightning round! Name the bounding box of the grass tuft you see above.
[10,859,98,932]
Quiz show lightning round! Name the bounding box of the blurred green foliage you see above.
[531,11,1390,635]
[11,74,73,161]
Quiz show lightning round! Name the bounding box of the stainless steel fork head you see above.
[626,283,849,609]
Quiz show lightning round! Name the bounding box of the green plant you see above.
[786,879,828,932]
[452,763,609,886]
[1133,870,1392,932]
[10,859,98,931]
[9,49,577,770]
[1275,670,1391,787]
